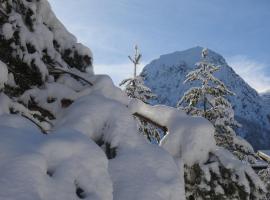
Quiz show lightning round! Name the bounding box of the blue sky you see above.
[48,0,270,92]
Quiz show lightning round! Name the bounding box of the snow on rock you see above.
[129,99,216,166]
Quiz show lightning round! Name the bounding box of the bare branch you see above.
[20,113,49,134]
[48,64,93,86]
[133,112,168,133]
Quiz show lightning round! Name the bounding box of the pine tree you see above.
[178,48,257,163]
[120,45,160,142]
[0,0,93,133]
[258,166,270,199]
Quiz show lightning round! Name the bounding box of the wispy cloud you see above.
[227,55,270,93]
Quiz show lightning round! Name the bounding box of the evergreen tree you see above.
[0,0,93,133]
[120,45,160,142]
[178,48,257,163]
[258,166,270,199]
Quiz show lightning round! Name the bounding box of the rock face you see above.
[141,46,270,149]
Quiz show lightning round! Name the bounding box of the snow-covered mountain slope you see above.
[261,90,270,110]
[141,47,270,149]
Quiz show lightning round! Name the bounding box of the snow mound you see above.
[0,75,186,200]
[129,99,216,166]
[0,60,8,89]
[0,70,266,199]
[54,90,184,200]
[0,117,112,200]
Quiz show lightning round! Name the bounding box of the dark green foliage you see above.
[25,8,34,31]
[42,49,54,64]
[3,85,23,97]
[63,49,92,72]
[0,0,93,98]
[0,36,42,94]
[27,98,55,120]
[184,154,265,200]
[26,43,36,54]
[53,40,60,50]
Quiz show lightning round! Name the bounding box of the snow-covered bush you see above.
[258,166,270,199]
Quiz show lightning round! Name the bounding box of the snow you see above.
[0,93,12,115]
[128,99,216,166]
[54,90,184,200]
[261,90,270,112]
[1,66,263,199]
[20,82,79,116]
[233,135,254,153]
[141,46,270,149]
[0,74,184,200]
[0,121,113,200]
[215,148,266,192]
[0,59,266,200]
[0,60,8,89]
[0,1,267,199]
[4,0,93,81]
[7,73,17,87]
[2,23,14,40]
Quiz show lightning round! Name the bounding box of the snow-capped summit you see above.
[141,46,270,149]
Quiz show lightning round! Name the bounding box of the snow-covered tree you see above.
[120,45,155,102]
[130,99,267,200]
[120,46,160,142]
[178,48,257,163]
[0,0,93,132]
[258,166,270,199]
